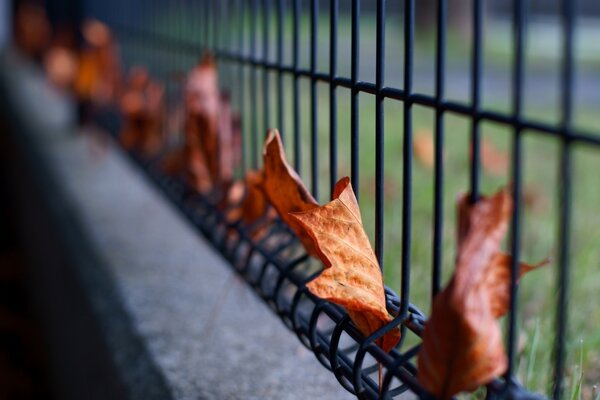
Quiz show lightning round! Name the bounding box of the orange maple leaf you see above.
[185,55,221,182]
[75,19,122,105]
[418,188,548,399]
[223,170,272,228]
[289,177,400,352]
[240,170,271,225]
[119,67,164,156]
[176,54,240,193]
[164,55,239,194]
[262,129,319,256]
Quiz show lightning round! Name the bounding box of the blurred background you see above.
[1,0,599,398]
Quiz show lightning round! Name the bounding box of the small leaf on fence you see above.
[119,67,164,156]
[418,188,547,399]
[223,171,276,242]
[240,170,270,225]
[44,47,78,90]
[75,19,121,105]
[185,55,221,186]
[164,54,240,194]
[289,177,400,352]
[480,253,550,318]
[262,129,319,255]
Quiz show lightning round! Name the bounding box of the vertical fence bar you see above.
[329,0,338,196]
[237,0,247,172]
[374,0,385,267]
[213,0,219,50]
[276,0,284,140]
[350,0,360,201]
[179,0,185,118]
[470,0,483,203]
[310,0,319,198]
[432,0,446,298]
[400,0,414,316]
[554,0,575,398]
[205,0,211,49]
[214,0,219,52]
[250,0,259,168]
[292,0,301,172]
[506,0,526,382]
[262,0,270,134]
[223,0,232,89]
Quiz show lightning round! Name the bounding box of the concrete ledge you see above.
[1,52,352,399]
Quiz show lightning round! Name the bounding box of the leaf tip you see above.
[332,176,351,199]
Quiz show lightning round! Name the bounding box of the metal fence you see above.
[77,0,598,398]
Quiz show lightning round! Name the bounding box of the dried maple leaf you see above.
[161,133,212,193]
[217,93,241,183]
[119,67,164,156]
[44,47,79,90]
[223,171,274,241]
[289,177,400,352]
[180,55,240,192]
[418,188,547,399]
[481,253,549,318]
[240,170,270,225]
[185,55,220,180]
[14,3,51,60]
[223,171,265,220]
[75,19,122,105]
[262,129,319,255]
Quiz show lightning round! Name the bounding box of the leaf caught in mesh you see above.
[119,67,164,156]
[262,129,319,255]
[164,54,240,194]
[240,170,271,225]
[75,19,122,105]
[184,55,222,190]
[418,188,548,399]
[289,177,400,352]
[224,170,273,234]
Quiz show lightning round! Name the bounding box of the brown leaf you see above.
[482,253,550,318]
[418,188,547,399]
[119,67,164,156]
[262,129,319,255]
[161,144,212,194]
[185,55,219,161]
[240,170,270,225]
[14,3,51,59]
[75,20,122,105]
[289,177,400,352]
[44,47,79,90]
[182,54,239,191]
[162,148,185,176]
[222,172,275,242]
[216,94,238,183]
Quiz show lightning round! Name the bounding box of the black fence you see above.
[75,0,598,399]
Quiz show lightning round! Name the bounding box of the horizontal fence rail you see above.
[75,0,599,399]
